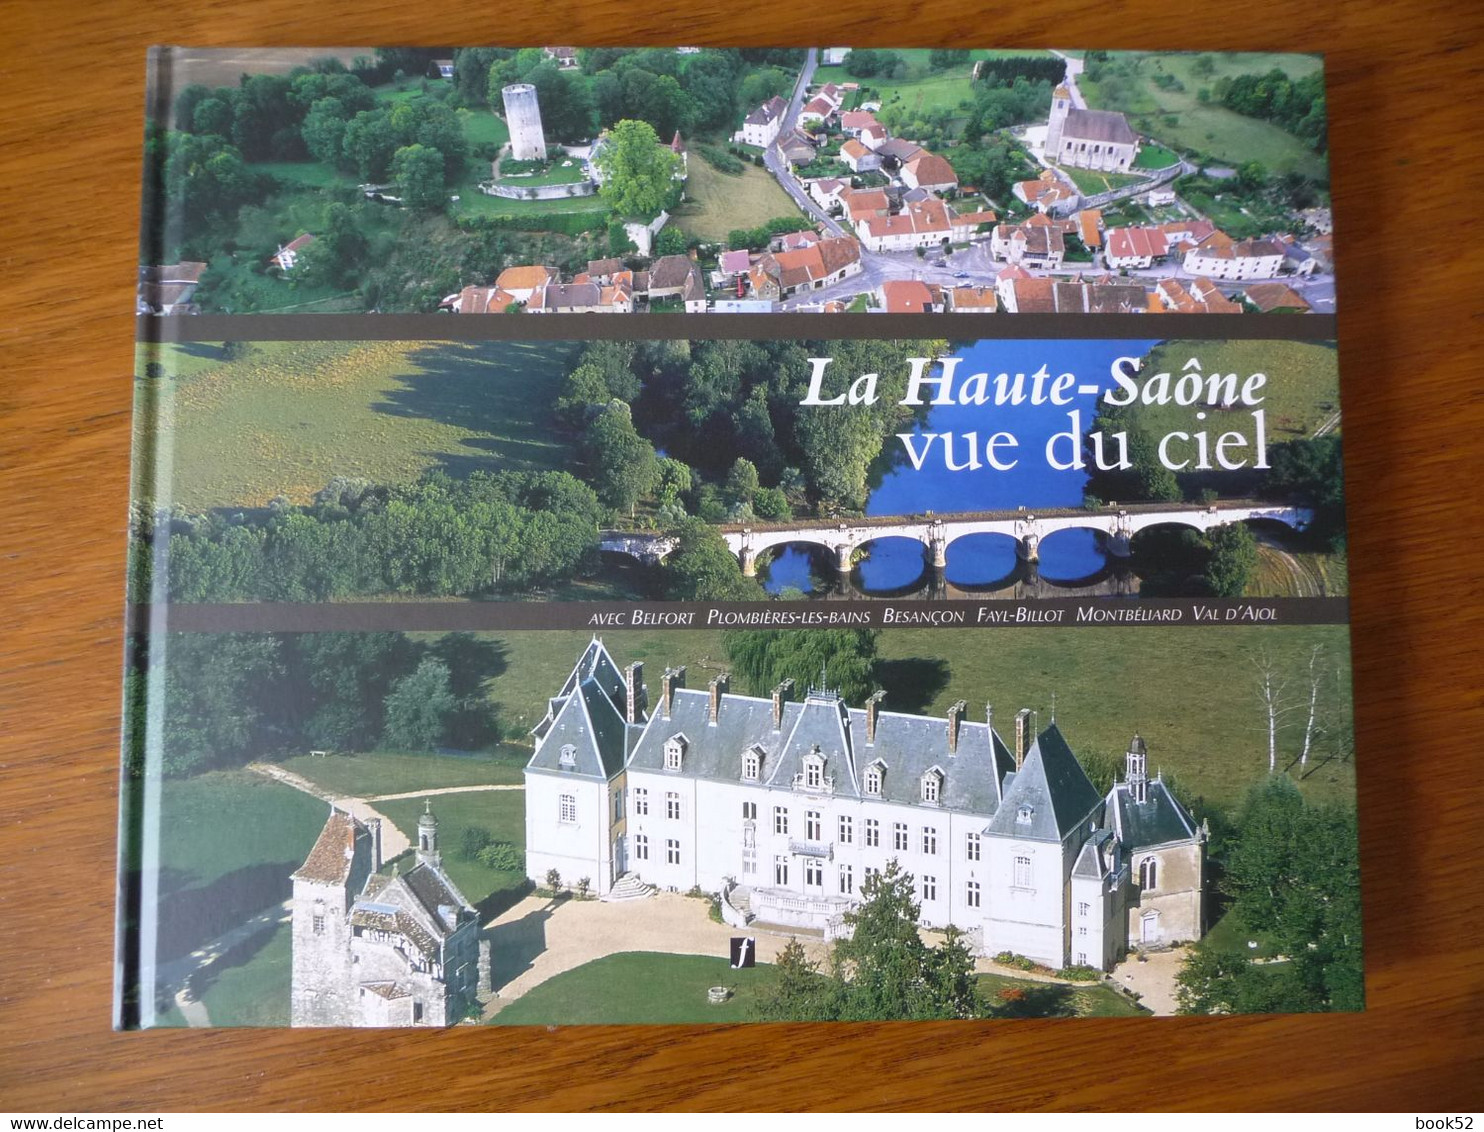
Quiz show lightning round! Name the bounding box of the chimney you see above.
[366,817,382,871]
[1014,707,1033,770]
[660,666,685,719]
[625,661,646,723]
[865,689,887,744]
[708,673,730,724]
[771,678,795,729]
[946,699,967,754]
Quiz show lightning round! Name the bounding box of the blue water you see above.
[762,339,1159,595]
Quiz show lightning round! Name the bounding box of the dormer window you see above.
[804,753,824,790]
[864,762,884,797]
[558,744,577,769]
[742,746,762,781]
[921,768,943,804]
[664,733,687,771]
[1016,804,1034,825]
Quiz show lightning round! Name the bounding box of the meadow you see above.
[140,339,577,510]
[671,150,806,243]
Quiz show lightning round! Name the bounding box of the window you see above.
[804,756,823,790]
[839,864,854,895]
[666,792,681,820]
[1078,901,1090,918]
[742,747,761,781]
[1076,952,1087,966]
[559,794,577,823]
[864,865,881,885]
[806,810,821,840]
[635,833,649,861]
[633,788,648,816]
[612,791,623,821]
[921,771,941,804]
[312,913,325,935]
[742,801,757,821]
[774,806,789,835]
[921,827,937,855]
[1013,854,1033,889]
[893,822,908,851]
[664,734,686,771]
[864,764,883,796]
[1140,857,1157,891]
[965,832,981,861]
[865,819,880,848]
[666,838,681,865]
[1016,804,1034,826]
[774,856,789,885]
[559,743,577,768]
[966,880,981,908]
[921,876,937,902]
[838,815,853,844]
[805,860,823,888]
[1078,926,1088,937]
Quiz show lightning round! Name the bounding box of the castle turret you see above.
[1046,84,1072,157]
[1125,734,1149,804]
[417,799,442,868]
[502,83,548,162]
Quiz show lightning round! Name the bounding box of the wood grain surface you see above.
[3,0,1483,1112]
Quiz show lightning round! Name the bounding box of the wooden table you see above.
[3,1,1482,1112]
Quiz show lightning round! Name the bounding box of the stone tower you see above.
[290,808,376,1027]
[502,83,548,162]
[416,799,441,867]
[1046,84,1072,158]
[1125,734,1149,804]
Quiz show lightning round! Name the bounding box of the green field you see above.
[275,747,528,797]
[490,952,774,1025]
[377,791,528,911]
[142,339,577,509]
[816,51,1052,122]
[1058,166,1148,195]
[1078,52,1327,181]
[672,150,805,243]
[471,623,1355,815]
[979,973,1150,1017]
[154,770,327,960]
[1133,144,1182,170]
[193,920,293,1027]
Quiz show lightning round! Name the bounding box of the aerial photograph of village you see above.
[138,47,1334,316]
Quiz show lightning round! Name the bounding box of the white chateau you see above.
[1045,85,1139,173]
[525,640,1207,971]
[291,803,487,1026]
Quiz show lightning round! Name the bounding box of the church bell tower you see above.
[1046,84,1072,157]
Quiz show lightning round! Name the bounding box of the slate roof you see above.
[1106,777,1199,851]
[529,674,635,778]
[1060,107,1137,146]
[987,723,1102,841]
[1072,828,1118,880]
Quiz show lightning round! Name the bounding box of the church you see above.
[524,640,1207,972]
[1045,86,1140,173]
[291,802,487,1026]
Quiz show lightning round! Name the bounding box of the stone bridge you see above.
[600,501,1311,577]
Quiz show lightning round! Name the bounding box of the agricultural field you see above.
[472,622,1356,815]
[139,339,578,510]
[671,150,806,243]
[1078,51,1327,181]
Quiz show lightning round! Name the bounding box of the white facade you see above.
[1183,241,1286,281]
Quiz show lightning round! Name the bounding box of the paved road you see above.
[1048,50,1087,107]
[765,48,847,238]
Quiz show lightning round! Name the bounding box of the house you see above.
[440,285,519,313]
[1103,226,1170,270]
[990,223,1066,270]
[1160,218,1217,250]
[524,641,1206,969]
[798,95,837,127]
[877,279,943,313]
[717,249,753,278]
[1045,86,1139,172]
[949,285,999,313]
[839,110,881,137]
[136,261,207,315]
[1146,188,1177,207]
[954,208,999,239]
[809,178,849,211]
[998,274,1145,314]
[874,138,924,168]
[647,254,700,299]
[585,258,628,284]
[1154,277,1242,314]
[270,233,315,272]
[900,152,958,193]
[777,130,817,166]
[291,804,485,1027]
[857,198,959,253]
[682,268,708,313]
[1076,209,1105,250]
[1182,233,1286,281]
[495,265,559,303]
[840,139,881,173]
[1243,281,1311,313]
[748,236,862,300]
[734,96,788,148]
[543,47,578,69]
[1012,170,1077,215]
[433,59,455,80]
[858,123,890,151]
[775,229,821,252]
[839,187,891,225]
[528,282,634,313]
[822,47,850,65]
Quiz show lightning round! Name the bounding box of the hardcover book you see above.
[119,46,1358,1028]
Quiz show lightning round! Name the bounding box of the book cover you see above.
[120,46,1356,1028]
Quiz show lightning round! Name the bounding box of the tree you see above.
[391,143,446,210]
[723,457,760,510]
[1203,522,1258,596]
[593,119,681,220]
[382,657,457,749]
[582,400,660,515]
[653,226,689,256]
[1250,645,1296,773]
[722,628,879,704]
[665,518,765,601]
[752,939,838,1021]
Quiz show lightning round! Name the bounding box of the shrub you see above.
[1060,964,1103,982]
[545,867,562,892]
[993,950,1038,971]
[477,840,524,872]
[459,826,494,859]
[696,143,745,175]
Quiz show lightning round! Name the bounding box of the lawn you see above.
[471,621,1356,815]
[377,791,528,912]
[142,338,579,509]
[494,160,589,187]
[979,973,1150,1017]
[193,919,294,1027]
[275,747,529,797]
[490,952,774,1025]
[153,770,327,961]
[672,150,805,243]
[818,51,1052,123]
[1057,166,1149,195]
[1202,908,1281,958]
[1133,143,1182,170]
[1078,52,1328,181]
